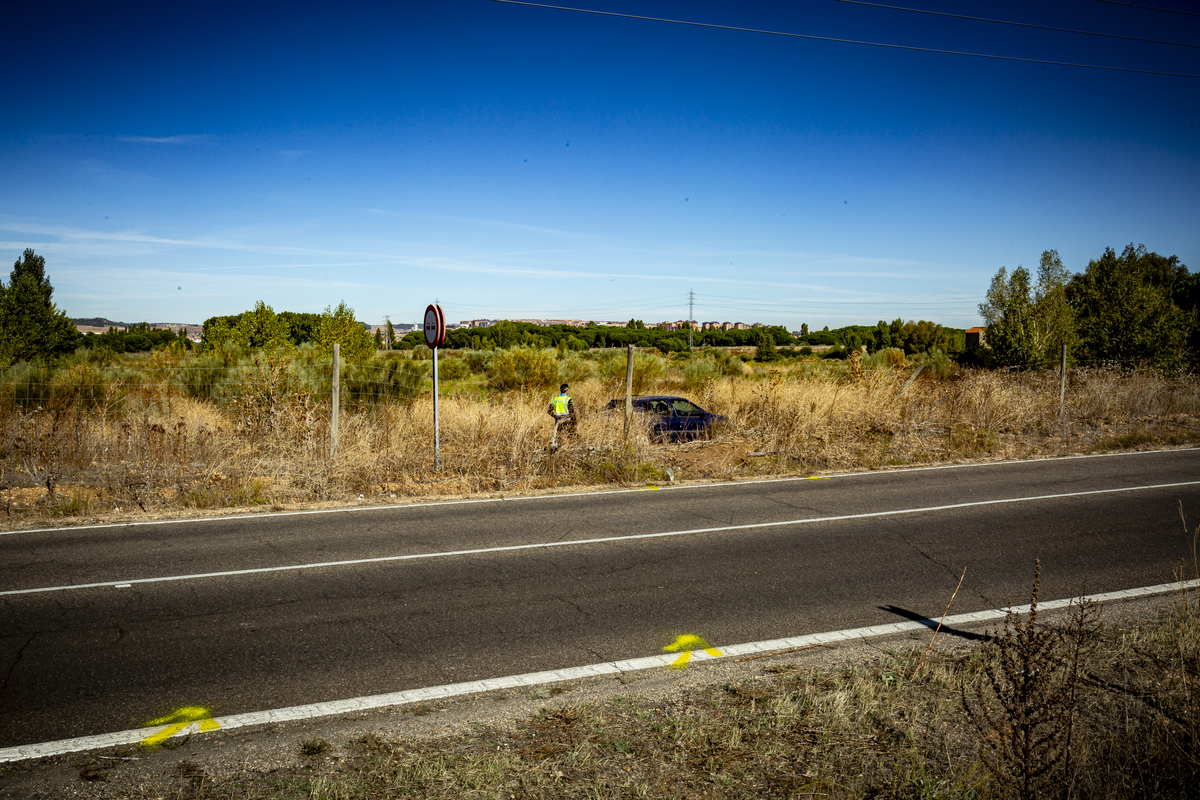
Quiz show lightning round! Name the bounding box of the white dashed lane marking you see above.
[3,479,1197,597]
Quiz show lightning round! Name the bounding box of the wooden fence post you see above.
[330,343,340,461]
[624,345,634,441]
[1059,343,1067,417]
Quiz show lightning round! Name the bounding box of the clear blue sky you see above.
[3,0,1198,330]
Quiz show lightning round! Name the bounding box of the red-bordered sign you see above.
[423,304,446,349]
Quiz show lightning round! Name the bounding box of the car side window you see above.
[644,400,669,415]
[672,400,703,417]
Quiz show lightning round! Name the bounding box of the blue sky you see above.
[3,0,1198,330]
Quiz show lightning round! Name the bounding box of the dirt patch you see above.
[661,439,767,479]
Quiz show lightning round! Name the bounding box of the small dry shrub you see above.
[486,347,559,390]
[300,737,330,756]
[962,560,1102,800]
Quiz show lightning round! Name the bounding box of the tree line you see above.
[396,319,799,353]
[979,244,1198,369]
[21,243,1187,372]
[201,301,377,362]
[79,323,191,353]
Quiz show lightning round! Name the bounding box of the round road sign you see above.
[423,304,446,349]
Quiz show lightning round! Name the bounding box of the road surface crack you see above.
[897,534,993,605]
[0,632,35,704]
[556,594,594,622]
[362,621,405,651]
[762,495,812,513]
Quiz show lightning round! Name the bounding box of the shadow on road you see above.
[877,605,987,642]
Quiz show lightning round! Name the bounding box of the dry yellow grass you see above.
[1,353,1197,523]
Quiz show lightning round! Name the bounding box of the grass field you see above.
[1,344,1198,523]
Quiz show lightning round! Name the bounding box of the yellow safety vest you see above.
[552,393,571,415]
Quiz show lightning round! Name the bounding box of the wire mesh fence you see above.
[0,348,647,516]
[1,346,1196,519]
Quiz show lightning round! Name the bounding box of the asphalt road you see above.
[1,449,1198,748]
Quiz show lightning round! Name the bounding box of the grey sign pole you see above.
[439,347,444,472]
[424,304,446,472]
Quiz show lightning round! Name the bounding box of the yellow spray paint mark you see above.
[804,476,829,480]
[140,706,219,747]
[644,485,661,490]
[663,634,722,669]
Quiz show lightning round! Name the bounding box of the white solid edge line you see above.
[3,446,1194,538]
[3,578,1196,765]
[5,479,1199,597]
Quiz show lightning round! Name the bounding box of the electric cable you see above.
[490,0,1200,78]
[1087,0,1200,18]
[835,0,1199,49]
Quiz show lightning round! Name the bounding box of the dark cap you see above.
[560,384,569,393]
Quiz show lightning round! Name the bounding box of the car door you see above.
[640,399,672,440]
[670,399,707,439]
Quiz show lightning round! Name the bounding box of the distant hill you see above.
[74,317,126,327]
[74,319,203,337]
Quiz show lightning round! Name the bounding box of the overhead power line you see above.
[836,0,1200,49]
[1088,0,1200,18]
[490,0,1200,78]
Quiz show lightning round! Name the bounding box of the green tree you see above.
[0,249,82,366]
[385,318,395,350]
[1031,249,1077,366]
[1068,244,1191,367]
[980,266,1038,367]
[492,320,519,348]
[313,301,376,363]
[872,318,904,352]
[232,301,291,351]
[898,320,949,356]
[276,311,321,345]
[839,329,864,353]
[754,330,779,362]
[800,323,809,336]
[1173,271,1200,361]
[201,317,236,351]
[979,251,1077,368]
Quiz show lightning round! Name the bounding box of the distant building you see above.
[654,320,700,332]
[965,327,986,348]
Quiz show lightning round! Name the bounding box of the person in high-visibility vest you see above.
[548,383,575,445]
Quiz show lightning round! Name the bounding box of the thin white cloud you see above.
[366,208,601,241]
[117,134,214,145]
[0,219,370,259]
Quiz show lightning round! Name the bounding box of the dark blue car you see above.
[605,395,725,442]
